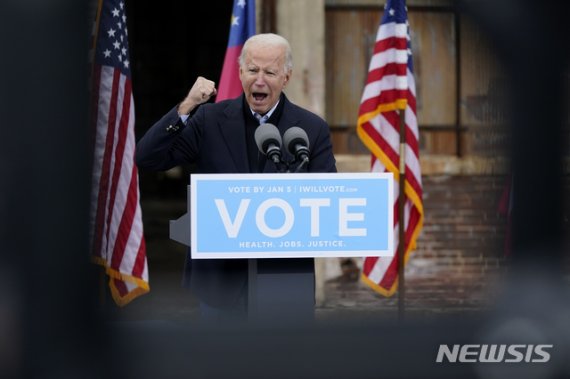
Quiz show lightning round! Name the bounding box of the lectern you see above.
[170,173,393,321]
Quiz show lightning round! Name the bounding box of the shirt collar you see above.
[250,99,280,122]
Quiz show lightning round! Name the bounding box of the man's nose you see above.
[254,73,266,86]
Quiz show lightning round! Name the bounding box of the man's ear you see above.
[283,70,291,88]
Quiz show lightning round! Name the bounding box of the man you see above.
[136,33,336,318]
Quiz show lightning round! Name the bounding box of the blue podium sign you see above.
[190,173,393,259]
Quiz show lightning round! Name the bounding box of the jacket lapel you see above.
[218,97,249,173]
[276,95,300,136]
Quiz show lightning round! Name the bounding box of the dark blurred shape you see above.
[0,1,111,377]
[459,0,567,265]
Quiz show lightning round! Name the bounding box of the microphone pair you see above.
[254,123,310,172]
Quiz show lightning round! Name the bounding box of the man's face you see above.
[239,43,290,115]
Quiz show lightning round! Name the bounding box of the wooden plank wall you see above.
[325,4,508,159]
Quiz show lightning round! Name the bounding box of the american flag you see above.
[357,0,423,296]
[89,0,149,305]
[216,0,256,102]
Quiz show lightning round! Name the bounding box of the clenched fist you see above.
[178,76,217,115]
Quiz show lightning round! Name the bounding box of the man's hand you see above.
[178,76,217,115]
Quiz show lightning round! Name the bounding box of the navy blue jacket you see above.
[135,94,336,307]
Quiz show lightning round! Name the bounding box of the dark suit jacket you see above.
[136,94,337,307]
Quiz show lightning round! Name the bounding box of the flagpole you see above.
[398,108,406,321]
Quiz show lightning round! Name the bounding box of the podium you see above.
[170,173,393,321]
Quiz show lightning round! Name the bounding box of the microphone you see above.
[254,123,283,165]
[283,126,310,164]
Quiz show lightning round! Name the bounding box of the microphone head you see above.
[283,126,309,156]
[254,123,282,154]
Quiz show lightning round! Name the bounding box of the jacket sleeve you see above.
[135,106,203,171]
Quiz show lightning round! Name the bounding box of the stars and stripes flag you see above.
[357,0,424,296]
[89,0,149,306]
[216,0,256,102]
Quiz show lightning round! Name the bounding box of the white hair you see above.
[238,33,293,74]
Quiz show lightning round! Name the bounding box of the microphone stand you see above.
[293,156,309,173]
[271,157,289,173]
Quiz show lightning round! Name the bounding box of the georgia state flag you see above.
[217,0,256,102]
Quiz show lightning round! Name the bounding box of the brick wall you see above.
[322,175,510,316]
[322,173,570,318]
[406,175,508,308]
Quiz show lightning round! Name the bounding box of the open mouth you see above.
[252,92,268,102]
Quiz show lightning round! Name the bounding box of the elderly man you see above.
[136,33,336,318]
